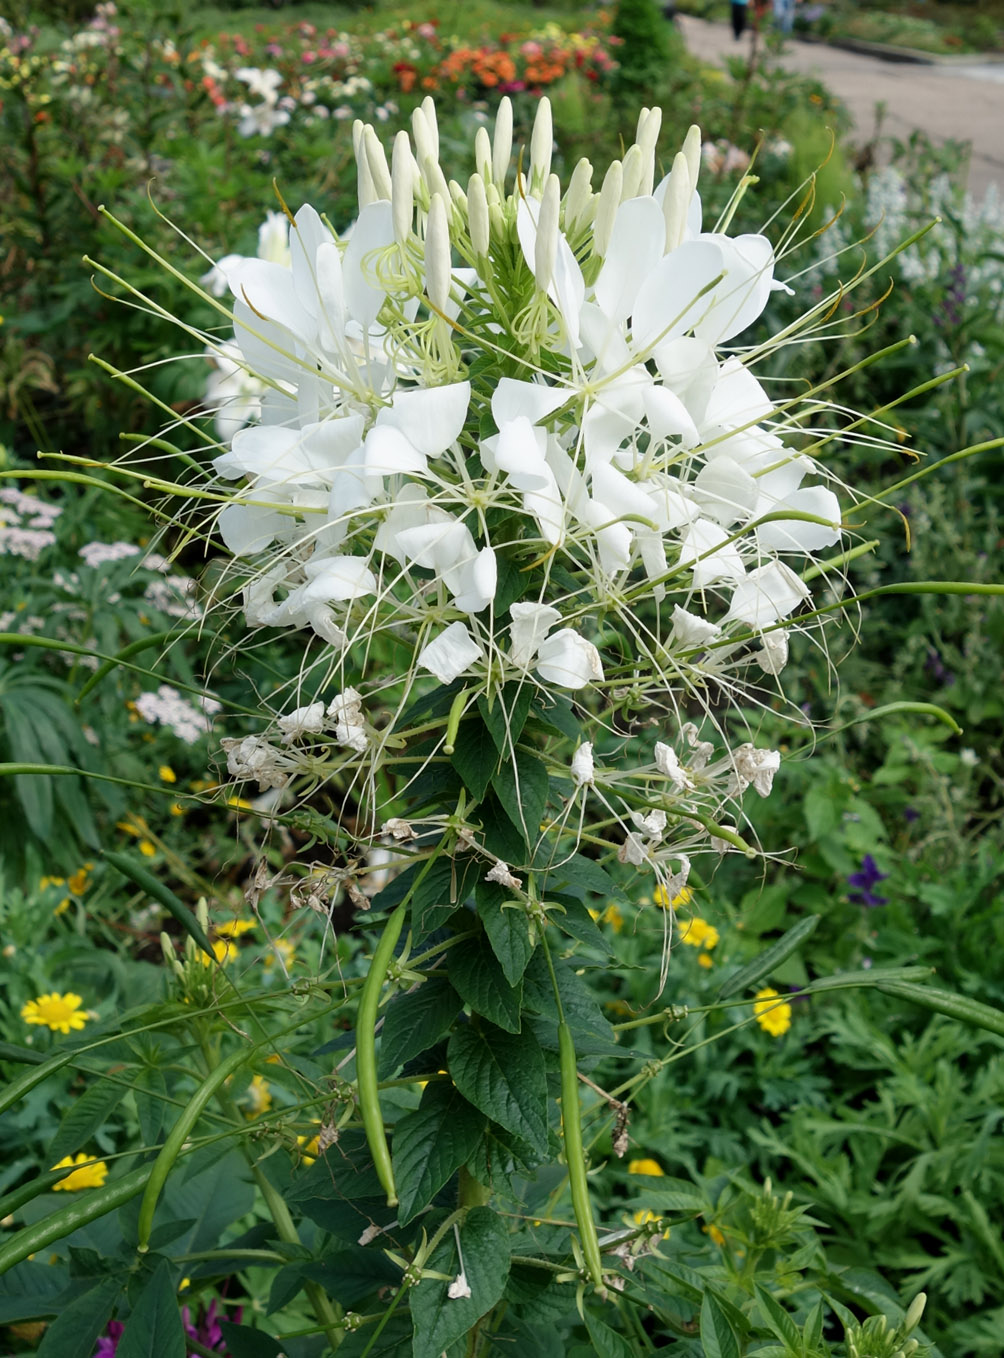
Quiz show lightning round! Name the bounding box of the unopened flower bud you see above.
[420,95,439,158]
[903,1293,926,1335]
[563,157,594,235]
[353,120,377,208]
[534,175,560,292]
[492,96,513,187]
[448,179,468,215]
[529,96,553,191]
[621,144,645,201]
[474,125,492,182]
[363,125,392,201]
[467,173,490,257]
[683,123,702,193]
[425,193,451,312]
[662,151,692,252]
[421,153,450,209]
[391,130,416,245]
[593,159,623,257]
[411,105,437,172]
[160,931,184,979]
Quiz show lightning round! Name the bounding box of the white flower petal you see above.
[302,554,377,601]
[670,605,720,647]
[535,629,604,689]
[418,622,482,684]
[727,561,810,628]
[509,602,561,667]
[378,382,471,458]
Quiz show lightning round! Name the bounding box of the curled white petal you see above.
[535,629,604,690]
[418,622,482,684]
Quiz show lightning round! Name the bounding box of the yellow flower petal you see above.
[753,987,792,1037]
[51,1154,108,1191]
[627,1158,664,1177]
[21,993,89,1034]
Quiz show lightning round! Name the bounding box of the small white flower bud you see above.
[593,160,623,257]
[420,95,439,159]
[534,175,560,292]
[353,121,377,208]
[637,107,662,197]
[474,125,492,182]
[492,96,513,187]
[448,179,468,215]
[363,125,392,201]
[425,193,452,313]
[411,105,437,171]
[621,144,645,201]
[529,96,553,191]
[467,173,490,257]
[421,153,451,210]
[571,742,595,787]
[683,123,702,193]
[563,157,594,235]
[391,130,415,245]
[662,151,692,252]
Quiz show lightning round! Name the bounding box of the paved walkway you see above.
[678,16,1004,197]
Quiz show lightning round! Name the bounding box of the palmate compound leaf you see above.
[35,1275,123,1358]
[410,1207,511,1358]
[447,1023,549,1156]
[448,933,523,1033]
[115,1257,185,1358]
[392,1082,486,1224]
[476,880,535,986]
[378,975,463,1077]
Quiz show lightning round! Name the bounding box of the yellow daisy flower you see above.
[215,919,256,939]
[679,917,719,950]
[21,993,89,1034]
[654,883,692,910]
[51,1154,108,1191]
[627,1157,664,1177]
[753,988,792,1037]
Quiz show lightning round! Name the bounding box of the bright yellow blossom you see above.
[654,883,692,909]
[704,1223,726,1247]
[679,917,719,950]
[21,993,89,1034]
[265,938,296,970]
[602,903,624,933]
[753,988,792,1037]
[67,865,92,896]
[51,1154,108,1191]
[138,840,157,858]
[158,765,177,783]
[627,1158,664,1177]
[697,951,714,969]
[215,919,256,939]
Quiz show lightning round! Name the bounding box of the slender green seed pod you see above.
[443,687,470,756]
[558,1021,604,1288]
[357,903,408,1206]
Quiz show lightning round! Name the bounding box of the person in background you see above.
[731,0,749,39]
[773,0,795,33]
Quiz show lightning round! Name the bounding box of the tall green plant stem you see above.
[198,1033,344,1353]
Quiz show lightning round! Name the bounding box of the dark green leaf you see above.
[37,1276,122,1358]
[546,854,617,899]
[448,1023,549,1155]
[392,1083,486,1224]
[585,1312,635,1358]
[549,895,613,955]
[410,1207,511,1358]
[480,794,530,866]
[476,881,535,986]
[134,1065,168,1148]
[116,1258,185,1358]
[216,1321,284,1358]
[754,1284,802,1351]
[449,934,523,1033]
[492,754,549,850]
[0,1260,67,1323]
[503,1263,575,1325]
[338,1310,413,1357]
[492,553,527,616]
[477,684,534,755]
[718,916,821,999]
[531,694,579,739]
[521,955,617,1052]
[379,976,463,1077]
[700,1291,741,1358]
[49,1081,127,1164]
[450,717,500,801]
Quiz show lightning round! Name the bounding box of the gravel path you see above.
[679,15,1004,197]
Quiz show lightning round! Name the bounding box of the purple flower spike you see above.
[847,853,889,907]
